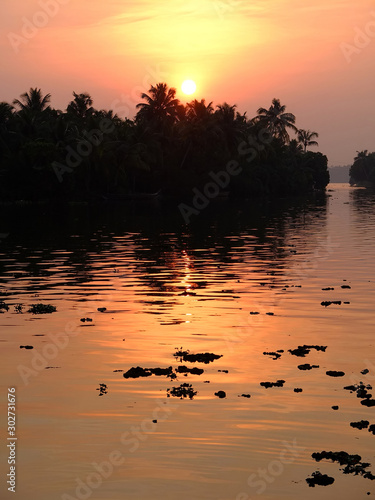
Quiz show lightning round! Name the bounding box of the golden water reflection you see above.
[0,185,374,499]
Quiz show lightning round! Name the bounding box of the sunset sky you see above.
[1,0,374,165]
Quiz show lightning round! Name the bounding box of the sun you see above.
[181,79,197,96]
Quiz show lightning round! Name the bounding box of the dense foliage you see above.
[0,85,329,201]
[349,151,375,187]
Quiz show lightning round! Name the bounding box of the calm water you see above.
[0,184,374,500]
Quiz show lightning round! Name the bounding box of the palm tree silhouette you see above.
[66,92,94,120]
[186,99,214,122]
[136,83,180,125]
[13,88,51,113]
[253,98,297,144]
[297,129,319,152]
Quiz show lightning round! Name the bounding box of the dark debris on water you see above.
[326,370,345,377]
[260,380,285,388]
[263,351,282,360]
[96,383,108,396]
[288,345,327,357]
[176,366,204,376]
[28,304,56,314]
[214,391,226,399]
[123,366,177,379]
[306,471,335,487]
[312,451,375,481]
[321,301,342,307]
[167,383,197,400]
[174,348,222,364]
[350,420,369,430]
[298,364,319,371]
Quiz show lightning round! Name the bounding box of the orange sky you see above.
[1,0,374,164]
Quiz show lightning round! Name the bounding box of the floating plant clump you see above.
[174,348,222,364]
[306,471,335,487]
[28,304,56,314]
[167,383,197,400]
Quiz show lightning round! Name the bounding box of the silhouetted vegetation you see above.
[0,84,329,202]
[350,150,375,187]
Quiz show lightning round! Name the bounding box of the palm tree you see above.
[66,92,93,120]
[253,98,297,144]
[186,99,214,122]
[297,129,319,152]
[214,102,246,153]
[0,102,14,125]
[13,88,51,113]
[136,83,180,125]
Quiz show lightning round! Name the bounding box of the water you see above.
[0,184,374,499]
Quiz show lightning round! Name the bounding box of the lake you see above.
[0,184,374,499]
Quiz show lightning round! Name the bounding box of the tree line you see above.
[0,84,329,201]
[350,151,375,187]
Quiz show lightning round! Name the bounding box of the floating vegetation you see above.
[176,366,204,376]
[350,420,369,430]
[218,369,228,373]
[260,380,285,388]
[294,388,303,393]
[214,391,226,399]
[288,345,327,357]
[306,471,335,487]
[167,383,197,400]
[96,383,108,396]
[304,345,327,352]
[263,351,283,360]
[343,382,372,399]
[321,301,342,307]
[174,348,222,364]
[326,370,345,377]
[0,301,9,312]
[288,346,310,357]
[28,304,56,314]
[362,399,375,407]
[298,364,319,371]
[312,451,375,481]
[14,304,23,313]
[123,366,176,379]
